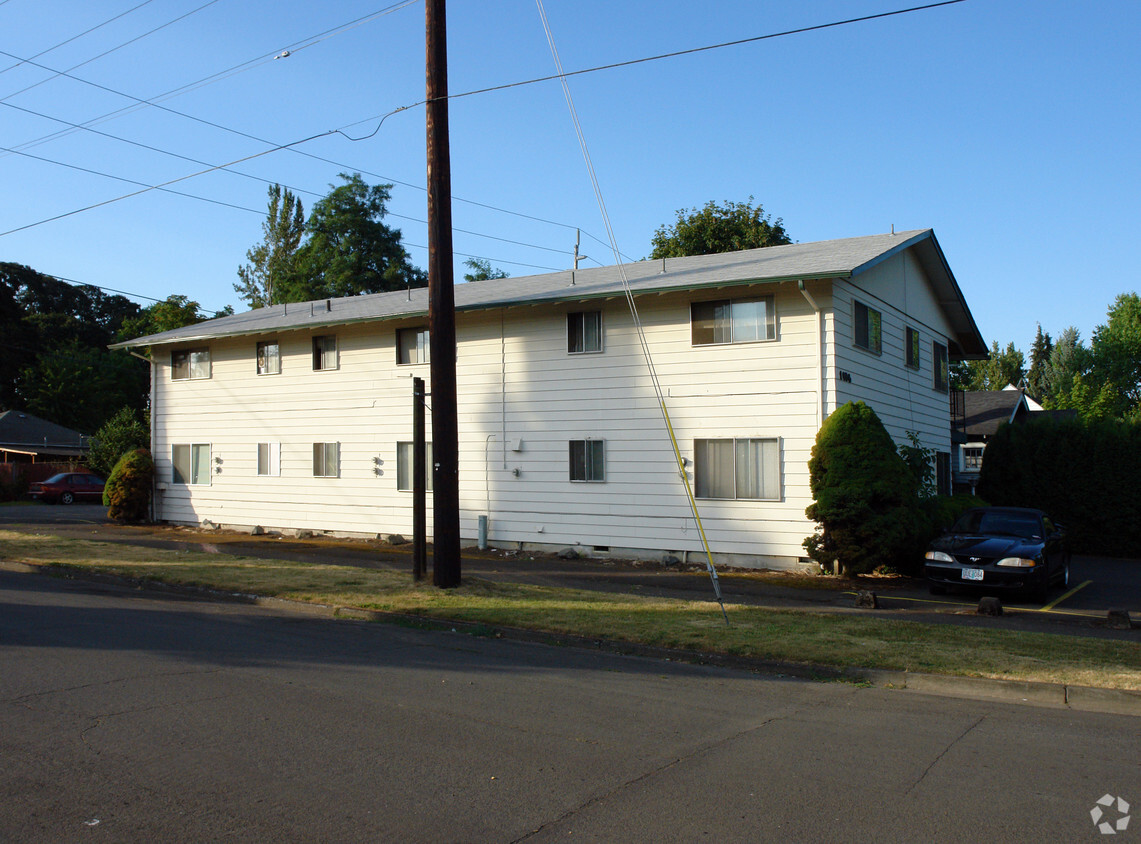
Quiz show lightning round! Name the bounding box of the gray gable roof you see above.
[113,229,986,357]
[962,390,1029,438]
[0,410,89,453]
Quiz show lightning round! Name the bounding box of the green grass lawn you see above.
[2,529,1138,690]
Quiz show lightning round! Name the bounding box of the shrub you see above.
[804,402,923,575]
[103,448,154,523]
[979,417,1141,555]
[89,406,149,478]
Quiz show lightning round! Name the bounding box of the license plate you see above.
[961,568,984,581]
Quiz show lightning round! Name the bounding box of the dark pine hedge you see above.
[977,418,1141,557]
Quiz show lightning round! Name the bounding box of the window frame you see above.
[257,442,281,477]
[933,342,949,392]
[312,442,339,478]
[256,340,281,376]
[569,439,605,482]
[694,437,781,501]
[396,326,430,365]
[962,444,984,472]
[171,348,210,381]
[171,443,211,485]
[312,335,338,371]
[691,296,776,346]
[905,327,921,370]
[567,310,603,355]
[853,300,883,355]
[396,441,433,491]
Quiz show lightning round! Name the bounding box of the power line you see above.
[1,1,421,156]
[0,7,619,258]
[0,0,159,77]
[0,0,225,103]
[1,99,579,260]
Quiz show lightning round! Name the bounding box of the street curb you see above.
[4,559,1139,717]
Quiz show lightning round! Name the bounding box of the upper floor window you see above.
[312,335,338,371]
[257,341,281,375]
[853,301,882,354]
[905,327,921,370]
[567,311,602,354]
[694,437,781,500]
[933,342,949,392]
[171,348,210,380]
[691,296,775,346]
[397,327,430,365]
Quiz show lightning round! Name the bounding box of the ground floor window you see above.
[257,442,280,476]
[962,445,984,471]
[397,441,433,491]
[694,438,780,500]
[172,443,210,485]
[313,442,339,477]
[569,439,605,482]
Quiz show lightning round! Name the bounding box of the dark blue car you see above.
[924,507,1070,602]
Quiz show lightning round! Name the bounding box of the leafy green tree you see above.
[462,258,509,282]
[1026,324,1052,400]
[1084,293,1141,421]
[235,184,305,308]
[89,406,150,477]
[650,198,791,259]
[17,342,146,434]
[804,401,921,575]
[280,173,426,301]
[1,262,144,413]
[1041,326,1087,408]
[118,294,221,341]
[103,448,154,523]
[956,340,1025,392]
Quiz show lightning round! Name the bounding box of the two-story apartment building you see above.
[113,229,986,570]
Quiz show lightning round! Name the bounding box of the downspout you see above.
[797,281,825,428]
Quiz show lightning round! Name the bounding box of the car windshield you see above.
[43,473,69,484]
[953,510,1042,540]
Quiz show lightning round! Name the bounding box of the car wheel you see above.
[60,491,74,505]
[1060,560,1070,590]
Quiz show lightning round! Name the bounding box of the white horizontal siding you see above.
[152,268,959,568]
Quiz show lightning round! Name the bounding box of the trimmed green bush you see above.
[979,417,1141,556]
[804,402,923,575]
[103,448,154,523]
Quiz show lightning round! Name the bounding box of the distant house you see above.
[113,229,986,570]
[0,410,89,462]
[953,387,1076,492]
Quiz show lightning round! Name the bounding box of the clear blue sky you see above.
[2,0,1138,356]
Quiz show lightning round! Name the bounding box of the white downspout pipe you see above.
[797,281,825,428]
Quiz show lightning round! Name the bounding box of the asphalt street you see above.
[2,568,1138,842]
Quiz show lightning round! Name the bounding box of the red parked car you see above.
[28,472,105,505]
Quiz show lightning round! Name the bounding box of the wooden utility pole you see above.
[426,0,461,588]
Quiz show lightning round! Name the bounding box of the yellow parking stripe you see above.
[1039,579,1092,612]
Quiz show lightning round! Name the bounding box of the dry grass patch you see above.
[2,529,1138,690]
